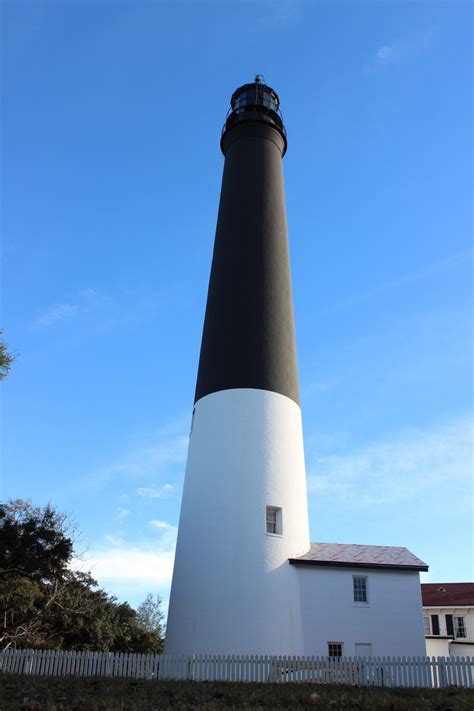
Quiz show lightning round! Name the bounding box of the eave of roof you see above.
[423,605,474,609]
[425,635,452,640]
[289,542,428,572]
[289,558,428,572]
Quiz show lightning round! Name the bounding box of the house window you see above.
[266,506,282,535]
[431,614,440,635]
[353,576,368,603]
[423,616,431,635]
[455,617,466,638]
[328,642,343,658]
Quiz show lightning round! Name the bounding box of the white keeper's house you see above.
[422,583,474,658]
[289,542,428,658]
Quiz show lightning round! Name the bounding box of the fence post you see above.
[187,654,195,681]
[438,657,446,688]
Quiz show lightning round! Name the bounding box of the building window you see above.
[353,576,368,603]
[423,616,431,635]
[455,617,466,638]
[328,642,343,658]
[266,506,282,535]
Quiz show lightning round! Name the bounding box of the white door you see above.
[355,643,372,657]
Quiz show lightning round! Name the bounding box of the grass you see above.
[1,674,473,710]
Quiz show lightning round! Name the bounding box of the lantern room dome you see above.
[230,76,280,113]
[221,75,287,155]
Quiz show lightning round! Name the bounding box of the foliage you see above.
[136,592,165,652]
[0,330,16,380]
[0,500,164,653]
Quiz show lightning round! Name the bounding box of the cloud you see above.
[30,284,173,333]
[149,520,178,550]
[116,506,130,520]
[137,483,174,499]
[308,415,473,514]
[376,45,395,61]
[258,0,303,28]
[32,303,78,329]
[317,248,473,317]
[364,26,437,73]
[31,289,108,330]
[79,415,189,492]
[302,378,341,398]
[72,518,179,611]
[75,547,175,587]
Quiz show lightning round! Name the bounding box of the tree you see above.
[136,593,165,653]
[0,500,73,581]
[0,331,16,380]
[0,500,165,652]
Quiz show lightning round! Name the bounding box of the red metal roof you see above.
[289,542,428,571]
[421,583,474,606]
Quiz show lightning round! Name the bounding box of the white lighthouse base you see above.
[165,387,310,655]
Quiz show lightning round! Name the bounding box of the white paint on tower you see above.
[165,387,310,655]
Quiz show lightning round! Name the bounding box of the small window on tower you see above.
[266,506,282,535]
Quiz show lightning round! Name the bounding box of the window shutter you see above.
[446,614,454,637]
[431,614,440,635]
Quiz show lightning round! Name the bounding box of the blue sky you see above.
[2,1,472,616]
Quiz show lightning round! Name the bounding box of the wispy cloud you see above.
[364,26,437,74]
[32,303,78,329]
[79,415,189,492]
[317,249,473,317]
[31,289,108,330]
[258,0,303,28]
[308,415,473,515]
[31,284,175,333]
[302,378,342,399]
[137,484,174,499]
[376,45,395,61]
[116,506,130,520]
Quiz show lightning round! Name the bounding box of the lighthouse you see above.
[165,77,311,655]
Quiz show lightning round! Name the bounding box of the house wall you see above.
[423,606,474,657]
[296,565,426,657]
[449,642,474,657]
[425,637,450,657]
[423,607,474,640]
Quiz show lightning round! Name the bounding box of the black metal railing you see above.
[222,105,287,140]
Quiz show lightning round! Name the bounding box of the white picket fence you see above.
[0,649,473,688]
